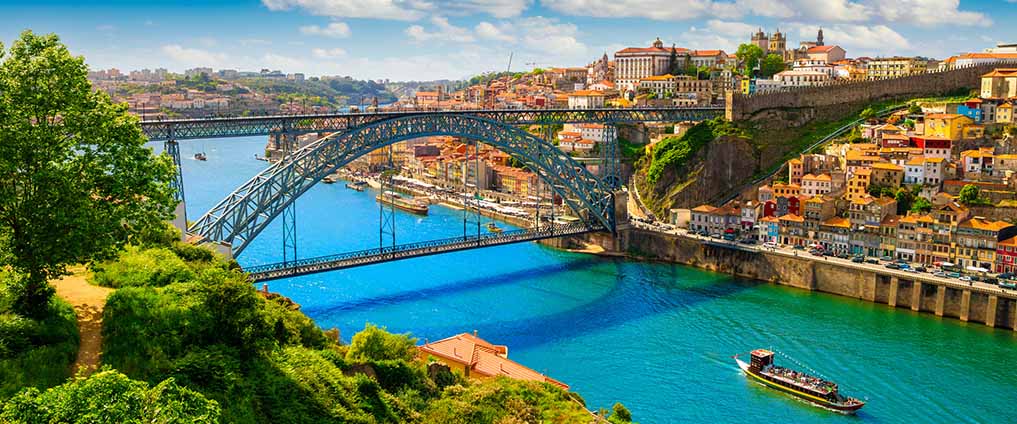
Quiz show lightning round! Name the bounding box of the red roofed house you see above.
[614,38,687,92]
[419,332,568,389]
[806,45,846,64]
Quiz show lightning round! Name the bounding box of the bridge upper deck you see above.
[141,107,724,141]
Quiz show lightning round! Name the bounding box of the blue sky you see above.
[2,0,1015,81]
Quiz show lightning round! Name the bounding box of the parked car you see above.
[948,272,961,278]
[914,266,927,273]
[739,238,756,245]
[793,245,805,250]
[710,233,721,239]
[933,271,948,277]
[851,255,865,263]
[959,276,972,282]
[763,241,778,249]
[998,272,1014,280]
[885,263,900,269]
[811,250,825,257]
[865,257,880,264]
[722,234,736,241]
[1001,282,1017,289]
[880,255,894,262]
[836,252,850,259]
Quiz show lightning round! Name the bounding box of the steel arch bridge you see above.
[141,107,724,141]
[189,113,616,257]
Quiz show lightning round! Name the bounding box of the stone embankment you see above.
[571,228,1017,331]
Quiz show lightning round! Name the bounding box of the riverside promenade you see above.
[571,224,1017,331]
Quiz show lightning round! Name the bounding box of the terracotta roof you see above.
[419,333,568,389]
[568,90,605,97]
[871,162,904,171]
[807,45,840,53]
[982,68,1017,77]
[822,216,851,228]
[616,46,685,55]
[692,205,718,213]
[1000,235,1017,247]
[691,49,725,57]
[778,214,804,222]
[959,218,1013,232]
[803,173,832,181]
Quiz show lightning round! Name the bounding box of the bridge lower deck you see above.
[244,223,602,281]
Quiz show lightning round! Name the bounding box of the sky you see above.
[2,0,1016,82]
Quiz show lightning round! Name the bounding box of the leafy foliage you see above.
[735,44,764,75]
[0,275,79,399]
[421,377,593,423]
[646,118,747,184]
[90,245,195,288]
[958,184,986,205]
[346,323,418,363]
[0,369,220,423]
[759,53,785,78]
[911,196,933,213]
[0,31,176,317]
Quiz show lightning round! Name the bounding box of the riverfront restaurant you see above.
[418,332,568,390]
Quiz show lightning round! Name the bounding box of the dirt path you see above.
[51,267,112,377]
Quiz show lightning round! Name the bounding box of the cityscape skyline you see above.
[2,0,1015,81]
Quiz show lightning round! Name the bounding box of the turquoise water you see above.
[175,137,1017,424]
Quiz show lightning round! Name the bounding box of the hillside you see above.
[1,233,635,423]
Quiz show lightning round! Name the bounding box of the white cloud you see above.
[475,21,515,42]
[197,37,218,47]
[866,0,990,27]
[679,20,757,52]
[160,45,227,67]
[405,16,475,42]
[794,24,910,55]
[541,0,987,27]
[262,53,307,70]
[262,0,425,21]
[300,22,352,38]
[262,0,531,20]
[311,47,348,58]
[516,16,586,54]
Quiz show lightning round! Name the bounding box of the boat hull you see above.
[736,359,864,414]
[376,195,428,215]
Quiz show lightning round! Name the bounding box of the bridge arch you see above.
[189,113,615,255]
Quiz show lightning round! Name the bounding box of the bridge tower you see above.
[379,146,397,250]
[599,125,621,190]
[163,127,188,234]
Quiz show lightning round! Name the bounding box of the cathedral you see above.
[750,28,825,62]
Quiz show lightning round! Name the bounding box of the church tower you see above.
[817,28,824,46]
[769,28,786,54]
[751,28,769,53]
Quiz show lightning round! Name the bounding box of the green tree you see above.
[911,196,933,213]
[346,323,418,363]
[0,31,176,317]
[668,45,681,75]
[735,44,764,75]
[958,184,981,205]
[608,402,633,423]
[908,103,923,114]
[895,187,915,215]
[194,268,273,354]
[759,53,785,77]
[1,369,219,422]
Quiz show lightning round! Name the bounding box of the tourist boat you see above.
[194,152,207,161]
[346,181,367,192]
[486,222,503,234]
[735,349,865,414]
[322,175,338,184]
[376,191,428,215]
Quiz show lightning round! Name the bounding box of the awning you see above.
[966,266,989,273]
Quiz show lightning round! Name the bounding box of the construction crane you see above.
[506,52,513,73]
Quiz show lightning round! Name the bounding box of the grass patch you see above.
[0,274,79,400]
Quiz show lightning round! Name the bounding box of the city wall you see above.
[726,62,1017,126]
[570,228,1017,331]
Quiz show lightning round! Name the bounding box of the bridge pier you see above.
[911,281,922,312]
[888,276,899,307]
[934,285,946,317]
[986,295,998,327]
[959,289,971,322]
[164,138,187,237]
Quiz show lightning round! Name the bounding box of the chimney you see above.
[473,329,478,337]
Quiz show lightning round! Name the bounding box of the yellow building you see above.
[845,168,871,202]
[867,57,929,79]
[980,68,1017,99]
[997,103,1014,124]
[870,162,904,189]
[923,113,974,141]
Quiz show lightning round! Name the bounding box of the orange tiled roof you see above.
[569,90,605,97]
[807,45,839,53]
[778,214,804,222]
[822,216,851,228]
[959,218,1013,232]
[692,204,718,213]
[871,162,903,171]
[419,333,568,389]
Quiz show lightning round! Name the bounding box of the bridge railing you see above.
[243,222,598,275]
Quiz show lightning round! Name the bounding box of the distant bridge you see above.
[139,107,723,141]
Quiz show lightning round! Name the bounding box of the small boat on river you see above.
[487,222,503,233]
[194,152,207,161]
[376,191,428,215]
[735,349,864,414]
[346,181,367,191]
[322,175,338,184]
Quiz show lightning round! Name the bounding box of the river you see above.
[174,136,1017,424]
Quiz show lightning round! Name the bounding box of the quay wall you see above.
[573,228,1017,331]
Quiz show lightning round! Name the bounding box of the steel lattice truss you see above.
[141,107,723,141]
[245,223,598,281]
[189,114,616,255]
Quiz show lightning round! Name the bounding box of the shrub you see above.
[421,377,595,424]
[346,323,418,363]
[0,277,79,399]
[646,117,746,185]
[0,368,219,423]
[91,245,194,288]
